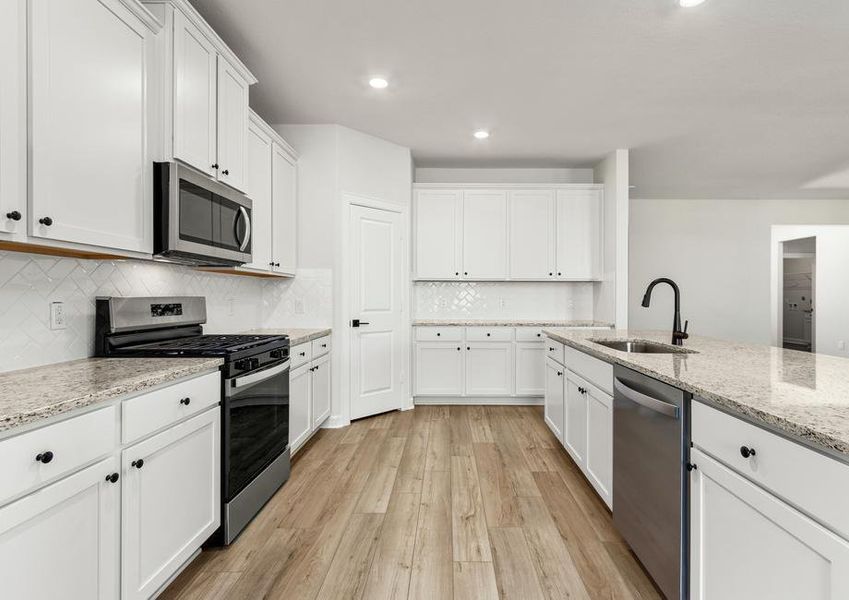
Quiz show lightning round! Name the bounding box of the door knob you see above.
[351,319,371,327]
[6,211,21,221]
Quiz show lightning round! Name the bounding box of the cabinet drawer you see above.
[312,335,331,358]
[564,346,613,395]
[692,401,849,540]
[0,406,117,505]
[291,342,312,368]
[466,327,513,342]
[545,338,565,364]
[122,372,220,444]
[415,327,462,342]
[516,327,545,342]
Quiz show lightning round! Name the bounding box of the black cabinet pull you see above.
[687,463,698,472]
[212,163,219,170]
[549,347,555,351]
[180,397,191,405]
[6,211,21,221]
[464,272,468,276]
[740,446,756,458]
[549,272,553,276]
[269,261,275,266]
[455,272,459,276]
[536,333,541,337]
[39,217,53,226]
[456,347,461,351]
[299,351,306,356]
[486,333,491,337]
[321,343,327,348]
[222,169,229,175]
[436,332,441,336]
[557,272,562,276]
[466,346,470,350]
[557,371,562,376]
[105,472,120,483]
[35,451,54,464]
[131,459,144,469]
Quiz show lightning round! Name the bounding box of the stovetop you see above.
[114,333,289,360]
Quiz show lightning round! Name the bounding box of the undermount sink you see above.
[589,339,697,354]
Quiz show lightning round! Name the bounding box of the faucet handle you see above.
[681,320,690,339]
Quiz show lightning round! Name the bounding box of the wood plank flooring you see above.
[161,406,661,600]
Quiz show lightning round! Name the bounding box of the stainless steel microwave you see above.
[153,162,252,266]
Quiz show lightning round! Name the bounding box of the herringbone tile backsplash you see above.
[0,250,332,372]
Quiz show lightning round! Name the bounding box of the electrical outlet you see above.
[499,297,507,308]
[50,302,66,330]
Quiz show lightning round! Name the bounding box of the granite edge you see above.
[413,320,614,327]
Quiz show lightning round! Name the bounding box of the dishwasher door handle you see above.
[614,378,680,419]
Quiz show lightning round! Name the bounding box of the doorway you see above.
[781,237,815,352]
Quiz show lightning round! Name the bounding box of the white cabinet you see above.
[0,0,26,239]
[215,56,249,191]
[462,190,508,279]
[556,188,602,280]
[0,456,120,600]
[563,373,588,467]
[122,408,220,600]
[311,353,331,429]
[465,342,513,396]
[414,190,462,279]
[289,363,312,453]
[544,358,565,443]
[690,448,849,600]
[271,141,298,275]
[289,335,333,454]
[245,116,273,271]
[585,386,613,505]
[509,190,555,278]
[29,0,158,254]
[414,342,464,396]
[515,342,546,395]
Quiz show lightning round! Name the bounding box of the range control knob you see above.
[270,349,285,359]
[249,357,261,370]
[234,359,250,371]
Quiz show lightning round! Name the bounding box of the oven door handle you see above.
[614,378,679,419]
[232,360,289,389]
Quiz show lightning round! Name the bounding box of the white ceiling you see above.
[191,0,849,199]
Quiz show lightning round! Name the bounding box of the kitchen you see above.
[1,0,849,599]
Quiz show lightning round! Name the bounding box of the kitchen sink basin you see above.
[589,339,697,354]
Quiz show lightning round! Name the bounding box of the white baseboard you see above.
[414,396,543,406]
[322,415,351,429]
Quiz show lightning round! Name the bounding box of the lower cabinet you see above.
[0,456,120,600]
[563,373,588,467]
[121,408,220,600]
[289,337,333,455]
[311,353,331,429]
[690,448,849,599]
[543,358,565,443]
[414,342,464,396]
[465,342,513,396]
[516,342,546,396]
[585,387,613,504]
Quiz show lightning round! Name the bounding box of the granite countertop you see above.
[0,357,223,435]
[543,328,849,458]
[414,319,614,327]
[246,328,332,346]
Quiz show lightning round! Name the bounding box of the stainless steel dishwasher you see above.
[613,365,691,600]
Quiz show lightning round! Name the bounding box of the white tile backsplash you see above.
[414,281,594,320]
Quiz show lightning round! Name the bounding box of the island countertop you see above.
[542,328,849,459]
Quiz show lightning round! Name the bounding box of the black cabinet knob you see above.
[131,459,144,469]
[557,272,562,276]
[536,333,541,337]
[105,472,120,483]
[275,262,281,267]
[486,333,491,337]
[464,272,468,276]
[549,272,553,276]
[456,347,461,351]
[212,163,219,170]
[321,343,327,348]
[686,463,698,472]
[436,332,441,336]
[222,169,229,175]
[557,371,562,376]
[35,451,54,464]
[269,261,275,266]
[39,217,53,226]
[740,446,756,458]
[455,272,459,276]
[549,347,555,351]
[180,397,191,405]
[466,346,470,350]
[6,211,21,221]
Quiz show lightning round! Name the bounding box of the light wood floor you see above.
[161,406,661,600]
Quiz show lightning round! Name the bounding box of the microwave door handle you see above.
[236,206,251,251]
[232,360,289,389]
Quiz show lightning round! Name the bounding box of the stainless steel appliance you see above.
[613,365,691,600]
[153,162,252,266]
[95,296,289,545]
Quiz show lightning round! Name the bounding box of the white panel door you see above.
[350,203,405,419]
[462,190,508,279]
[415,190,461,279]
[544,358,565,443]
[465,342,513,396]
[245,118,273,271]
[414,343,464,396]
[515,342,545,396]
[556,188,602,279]
[509,190,555,279]
[563,373,588,467]
[122,409,220,600]
[311,353,331,428]
[691,448,849,600]
[29,0,152,253]
[0,0,25,238]
[585,387,613,507]
[289,363,312,453]
[215,56,249,192]
[172,9,216,176]
[0,456,120,600]
[271,142,298,275]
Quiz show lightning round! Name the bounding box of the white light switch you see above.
[50,302,66,330]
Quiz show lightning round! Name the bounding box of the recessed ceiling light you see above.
[473,130,490,140]
[369,77,388,89]
[678,0,706,7]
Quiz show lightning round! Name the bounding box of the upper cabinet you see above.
[271,140,298,275]
[245,116,273,271]
[0,0,26,240]
[414,184,603,281]
[215,57,249,191]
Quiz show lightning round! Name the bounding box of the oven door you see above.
[223,360,289,502]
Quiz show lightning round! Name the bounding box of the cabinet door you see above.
[462,190,508,279]
[311,353,331,429]
[414,190,461,279]
[29,0,152,253]
[544,358,565,443]
[516,342,545,396]
[172,9,217,177]
[0,0,25,238]
[289,363,312,453]
[465,342,513,396]
[245,118,273,271]
[0,456,120,600]
[122,408,220,600]
[414,342,464,396]
[216,56,249,192]
[563,373,588,467]
[555,188,602,280]
[691,448,849,600]
[508,190,555,279]
[585,387,613,508]
[271,142,298,275]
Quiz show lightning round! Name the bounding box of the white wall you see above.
[629,198,849,346]
[414,167,593,184]
[593,149,629,328]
